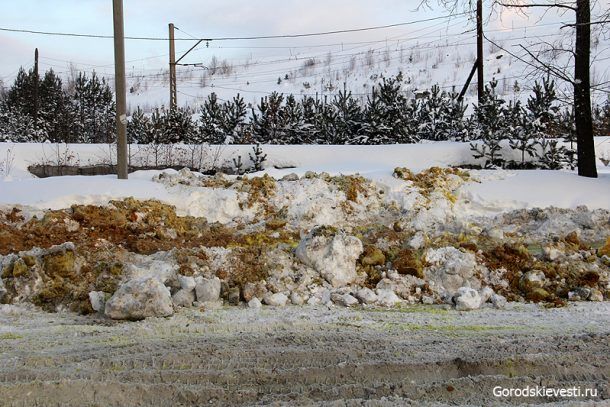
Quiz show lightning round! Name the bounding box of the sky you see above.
[0,0,608,84]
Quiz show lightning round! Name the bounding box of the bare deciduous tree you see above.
[494,0,608,177]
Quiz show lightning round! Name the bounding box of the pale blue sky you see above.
[0,1,607,82]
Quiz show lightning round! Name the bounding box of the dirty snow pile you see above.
[1,142,610,320]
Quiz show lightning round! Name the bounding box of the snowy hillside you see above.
[120,22,610,112]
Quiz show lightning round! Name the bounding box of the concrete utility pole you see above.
[112,0,128,179]
[169,23,177,111]
[476,0,484,103]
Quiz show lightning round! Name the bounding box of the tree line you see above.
[0,67,115,143]
[0,67,608,170]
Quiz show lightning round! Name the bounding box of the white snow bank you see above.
[0,175,170,210]
[459,170,610,213]
[1,167,609,224]
[2,139,608,182]
[1,141,610,221]
[0,171,256,223]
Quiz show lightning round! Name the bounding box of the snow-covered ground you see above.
[1,140,609,217]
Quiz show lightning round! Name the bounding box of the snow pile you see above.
[459,170,610,214]
[2,142,610,226]
[0,142,609,319]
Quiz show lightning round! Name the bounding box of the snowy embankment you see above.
[1,140,609,216]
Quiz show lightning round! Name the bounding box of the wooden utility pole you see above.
[169,23,177,111]
[112,0,128,179]
[33,48,39,124]
[476,0,484,103]
[458,58,478,101]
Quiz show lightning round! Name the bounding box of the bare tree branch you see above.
[518,44,576,82]
[497,2,577,11]
[561,19,610,28]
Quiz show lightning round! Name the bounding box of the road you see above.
[0,302,608,406]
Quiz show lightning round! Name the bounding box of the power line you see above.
[0,13,468,42]
[178,31,569,87]
[13,20,568,76]
[0,27,168,41]
[190,13,471,41]
[31,20,469,81]
[192,21,568,50]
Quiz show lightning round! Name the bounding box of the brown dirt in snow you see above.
[0,199,298,256]
[393,166,470,198]
[0,199,305,312]
[1,199,607,312]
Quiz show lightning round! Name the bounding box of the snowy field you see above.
[1,140,610,214]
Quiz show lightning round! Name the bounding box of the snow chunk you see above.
[195,277,221,303]
[104,276,173,320]
[453,287,481,311]
[295,226,363,288]
[88,291,106,313]
[263,292,289,307]
[424,247,479,296]
[376,289,401,307]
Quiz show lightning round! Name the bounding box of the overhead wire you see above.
[5,19,568,79]
[0,12,469,42]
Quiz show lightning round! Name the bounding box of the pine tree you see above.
[198,93,225,144]
[0,108,38,142]
[593,96,609,137]
[364,74,418,144]
[558,108,577,169]
[39,69,72,143]
[0,67,74,142]
[248,143,267,171]
[416,84,449,141]
[363,87,391,143]
[507,100,538,167]
[316,95,339,144]
[470,79,508,168]
[251,92,284,143]
[301,96,321,143]
[526,79,565,168]
[279,94,305,144]
[526,79,560,139]
[2,67,45,142]
[162,107,196,144]
[332,88,365,144]
[222,94,248,143]
[445,92,469,141]
[538,139,569,170]
[145,108,168,166]
[127,107,151,144]
[69,72,115,143]
[4,68,36,118]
